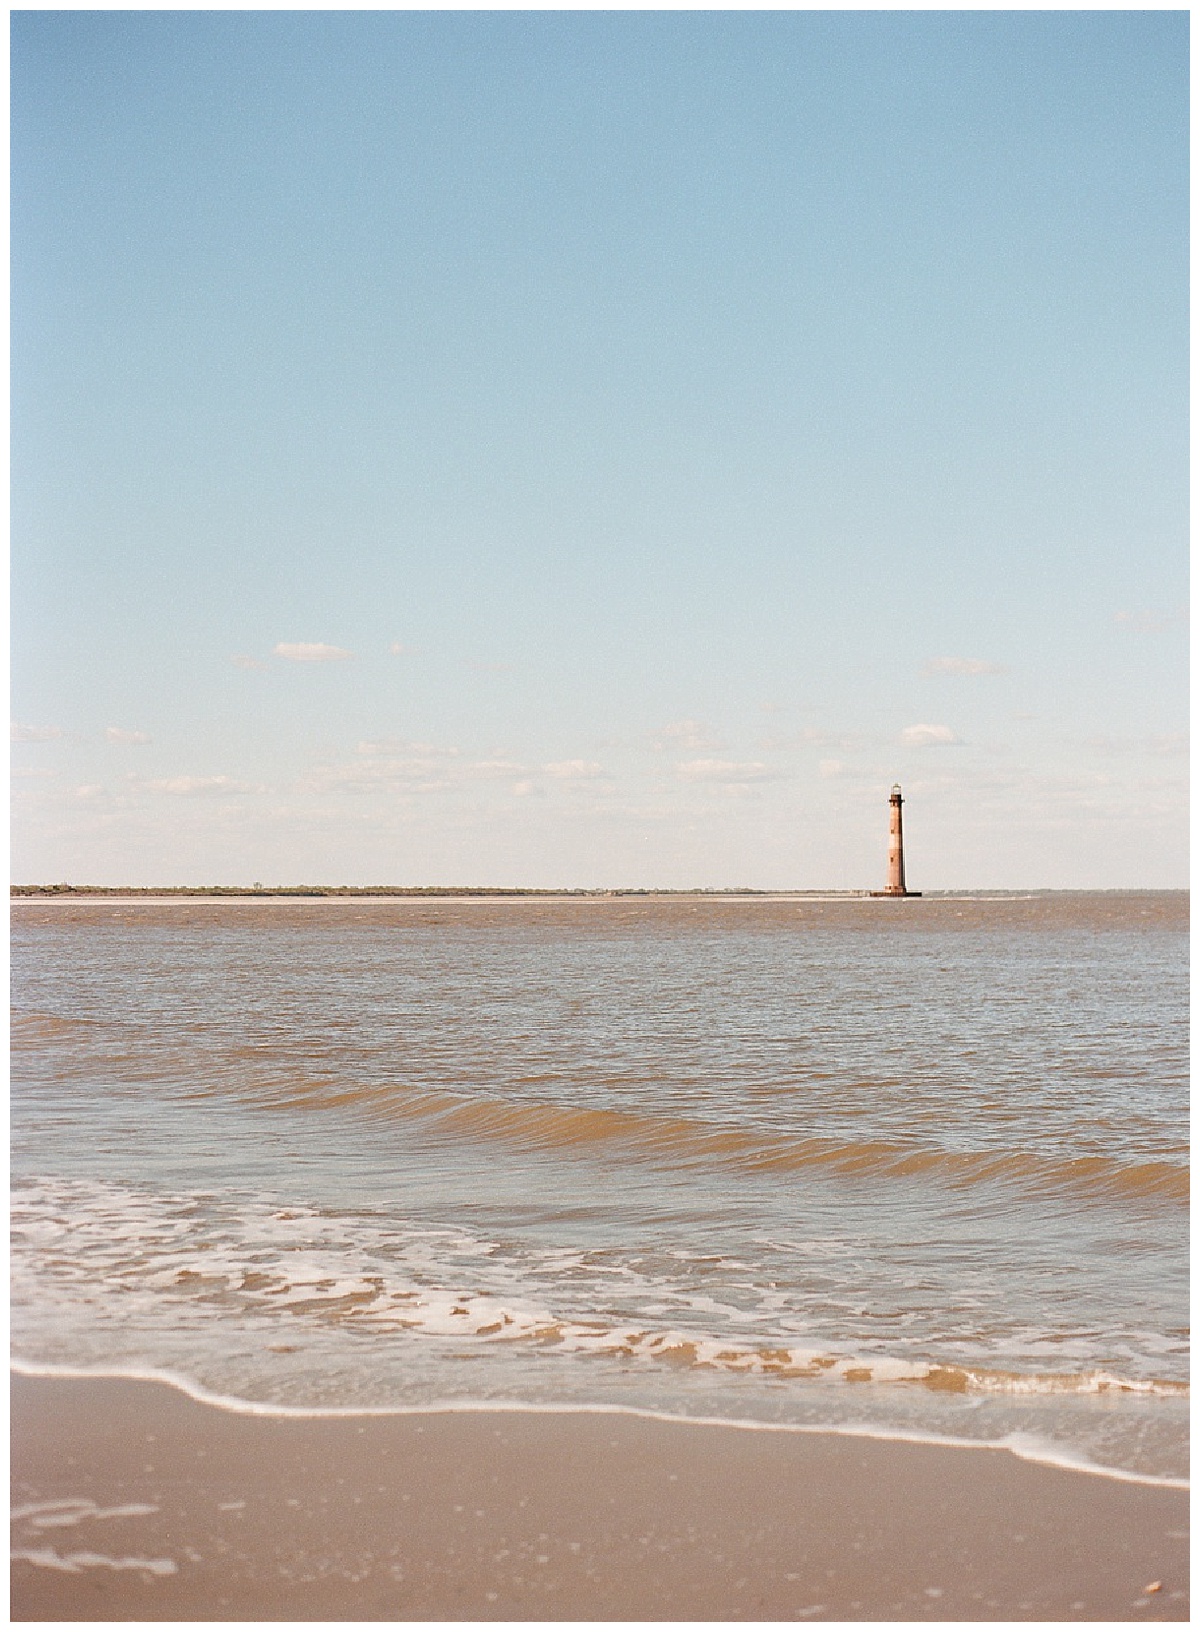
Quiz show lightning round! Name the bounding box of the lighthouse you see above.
[871,784,921,897]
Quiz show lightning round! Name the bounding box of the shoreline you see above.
[12,892,1166,910]
[11,891,879,906]
[11,1371,1189,1621]
[10,1359,1187,1492]
[13,885,867,900]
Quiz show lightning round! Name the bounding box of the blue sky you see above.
[11,10,1188,888]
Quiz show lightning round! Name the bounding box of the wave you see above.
[11,1011,104,1042]
[12,1176,1187,1414]
[228,1078,1189,1206]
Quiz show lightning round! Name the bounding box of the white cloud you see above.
[818,759,845,778]
[921,656,1008,677]
[11,723,63,743]
[900,724,963,747]
[388,641,408,656]
[140,775,256,797]
[544,759,606,779]
[273,642,353,663]
[676,758,775,782]
[231,654,266,671]
[652,719,722,752]
[106,727,151,745]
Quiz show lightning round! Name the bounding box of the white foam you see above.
[11,1546,177,1576]
[11,1359,1187,1491]
[12,1174,1188,1439]
[12,1499,159,1530]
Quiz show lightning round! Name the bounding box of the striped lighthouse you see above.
[872,784,921,897]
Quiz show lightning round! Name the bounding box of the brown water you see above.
[10,892,1188,1482]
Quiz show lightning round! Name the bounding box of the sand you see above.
[10,1373,1189,1622]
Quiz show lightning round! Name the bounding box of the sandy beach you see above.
[10,1372,1188,1622]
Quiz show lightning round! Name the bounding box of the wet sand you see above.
[10,1373,1188,1622]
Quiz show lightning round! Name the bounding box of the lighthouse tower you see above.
[886,784,907,894]
[871,784,921,897]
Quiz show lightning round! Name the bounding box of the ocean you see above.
[10,892,1188,1486]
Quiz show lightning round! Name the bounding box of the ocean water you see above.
[10,893,1188,1484]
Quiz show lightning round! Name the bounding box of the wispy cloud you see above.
[320,740,522,790]
[544,759,607,780]
[139,775,258,797]
[231,654,266,671]
[356,739,459,760]
[11,723,63,743]
[758,727,838,751]
[351,744,474,794]
[306,744,459,794]
[676,758,776,782]
[921,656,1008,677]
[1148,733,1188,757]
[273,642,353,663]
[900,723,963,747]
[818,759,845,778]
[1114,608,1187,634]
[470,758,527,779]
[105,727,151,745]
[652,719,722,752]
[1086,732,1188,758]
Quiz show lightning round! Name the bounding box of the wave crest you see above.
[236,1080,1189,1206]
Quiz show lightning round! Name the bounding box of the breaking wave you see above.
[12,1175,1187,1406]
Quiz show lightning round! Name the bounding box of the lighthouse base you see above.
[869,890,923,897]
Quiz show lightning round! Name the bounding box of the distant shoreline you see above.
[12,884,844,900]
[10,884,1185,900]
